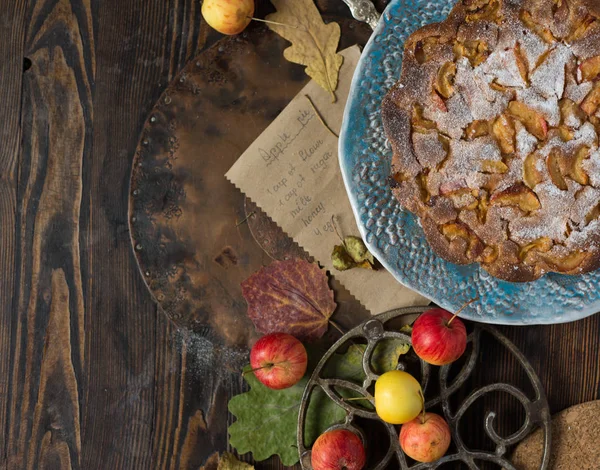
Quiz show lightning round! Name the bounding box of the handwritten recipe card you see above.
[227,46,427,313]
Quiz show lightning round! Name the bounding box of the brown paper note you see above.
[226,46,428,314]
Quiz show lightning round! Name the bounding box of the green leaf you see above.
[229,366,346,465]
[399,324,413,334]
[371,339,411,374]
[304,388,347,446]
[323,338,411,380]
[229,369,305,466]
[343,236,374,264]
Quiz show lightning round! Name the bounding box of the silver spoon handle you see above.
[341,0,381,30]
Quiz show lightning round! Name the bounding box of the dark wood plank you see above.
[5,0,94,468]
[80,0,208,468]
[0,1,28,463]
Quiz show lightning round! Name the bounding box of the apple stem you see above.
[329,319,346,336]
[247,17,308,32]
[343,394,374,402]
[330,215,345,245]
[447,296,480,326]
[418,389,426,425]
[242,362,282,376]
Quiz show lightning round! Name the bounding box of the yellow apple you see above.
[202,0,254,36]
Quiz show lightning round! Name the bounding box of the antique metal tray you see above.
[298,307,551,469]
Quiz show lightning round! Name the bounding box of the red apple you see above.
[400,412,451,463]
[412,308,467,366]
[249,332,307,390]
[311,429,366,470]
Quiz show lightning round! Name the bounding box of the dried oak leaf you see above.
[331,236,375,271]
[266,0,344,102]
[217,453,254,470]
[241,258,336,341]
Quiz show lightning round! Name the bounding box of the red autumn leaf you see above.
[241,258,337,341]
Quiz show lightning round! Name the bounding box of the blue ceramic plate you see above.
[339,0,600,324]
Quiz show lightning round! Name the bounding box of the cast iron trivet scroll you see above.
[298,307,551,470]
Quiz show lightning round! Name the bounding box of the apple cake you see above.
[382,0,600,282]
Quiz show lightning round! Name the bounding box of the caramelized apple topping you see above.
[507,101,548,140]
[492,114,516,154]
[476,192,489,224]
[523,153,543,189]
[390,172,409,188]
[569,146,590,185]
[414,36,443,64]
[490,184,541,212]
[547,149,568,190]
[581,84,600,116]
[479,245,498,263]
[558,125,575,141]
[520,10,557,43]
[441,222,484,259]
[514,42,529,84]
[464,120,489,140]
[543,251,589,272]
[412,104,437,132]
[519,237,553,261]
[416,171,431,204]
[453,40,489,67]
[580,56,600,82]
[481,160,509,174]
[567,15,598,43]
[560,98,586,127]
[465,0,501,22]
[585,202,600,225]
[434,62,457,99]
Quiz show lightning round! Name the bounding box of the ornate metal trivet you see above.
[298,307,551,470]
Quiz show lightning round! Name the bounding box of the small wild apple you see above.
[374,370,423,424]
[400,412,451,463]
[201,0,254,36]
[311,429,366,470]
[412,308,467,366]
[249,332,307,390]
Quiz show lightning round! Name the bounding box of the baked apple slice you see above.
[523,152,543,188]
[580,85,600,115]
[490,184,541,212]
[520,10,556,43]
[492,114,516,154]
[568,15,598,43]
[412,104,437,132]
[441,222,484,259]
[544,251,589,272]
[464,120,489,140]
[585,202,600,225]
[434,62,456,99]
[481,160,509,173]
[579,56,600,82]
[479,245,498,263]
[518,237,553,261]
[560,98,586,127]
[569,146,590,185]
[547,149,568,190]
[507,101,548,140]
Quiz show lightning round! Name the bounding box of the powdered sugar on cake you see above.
[383,0,600,280]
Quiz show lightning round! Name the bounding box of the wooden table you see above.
[1,1,599,469]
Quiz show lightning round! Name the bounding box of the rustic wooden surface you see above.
[0,1,599,470]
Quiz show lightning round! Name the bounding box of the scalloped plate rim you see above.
[339,0,600,325]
